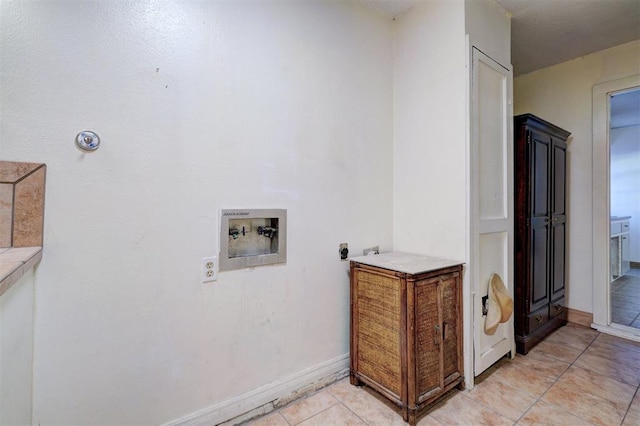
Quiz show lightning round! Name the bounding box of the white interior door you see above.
[470,47,515,375]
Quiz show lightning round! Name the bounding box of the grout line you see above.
[329,384,375,426]
[290,400,341,425]
[512,329,600,425]
[338,399,370,425]
[274,387,343,426]
[620,385,639,426]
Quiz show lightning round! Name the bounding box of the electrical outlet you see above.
[339,243,349,260]
[201,257,218,283]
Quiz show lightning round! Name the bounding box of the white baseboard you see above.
[164,353,350,426]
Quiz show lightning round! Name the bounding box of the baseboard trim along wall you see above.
[164,354,350,426]
[567,308,593,328]
[166,307,596,425]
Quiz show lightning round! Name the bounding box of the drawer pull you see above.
[535,315,543,323]
[554,304,562,311]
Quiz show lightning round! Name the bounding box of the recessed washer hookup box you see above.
[219,209,287,271]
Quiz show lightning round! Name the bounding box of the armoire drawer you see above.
[527,306,549,333]
[550,298,565,319]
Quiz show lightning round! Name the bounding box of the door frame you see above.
[591,74,640,341]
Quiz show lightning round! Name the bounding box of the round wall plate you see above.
[76,131,100,151]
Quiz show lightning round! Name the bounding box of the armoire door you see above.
[529,130,551,313]
[550,139,567,301]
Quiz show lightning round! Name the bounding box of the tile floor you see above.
[245,324,640,425]
[611,267,640,328]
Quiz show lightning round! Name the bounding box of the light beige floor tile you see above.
[563,323,600,339]
[328,380,407,426]
[511,350,569,380]
[586,339,640,368]
[574,352,640,387]
[245,411,289,426]
[474,356,512,385]
[529,338,585,363]
[466,377,537,421]
[597,331,640,348]
[429,391,512,426]
[559,366,636,410]
[416,414,445,425]
[483,360,556,398]
[544,326,597,351]
[280,390,339,425]
[297,404,365,426]
[543,332,592,352]
[518,400,596,425]
[622,392,640,426]
[327,378,364,402]
[540,378,627,425]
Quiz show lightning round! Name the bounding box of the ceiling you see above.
[363,0,640,76]
[363,0,640,127]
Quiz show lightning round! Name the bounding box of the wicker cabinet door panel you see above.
[415,280,442,398]
[355,270,402,396]
[441,274,461,384]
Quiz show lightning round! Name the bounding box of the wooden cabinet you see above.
[349,253,464,425]
[514,114,571,354]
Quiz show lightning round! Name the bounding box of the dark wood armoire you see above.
[514,114,571,355]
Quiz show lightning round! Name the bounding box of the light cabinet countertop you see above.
[349,252,463,275]
[611,216,631,222]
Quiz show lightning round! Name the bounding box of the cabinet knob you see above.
[535,315,543,323]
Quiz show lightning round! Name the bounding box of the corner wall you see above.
[393,0,467,261]
[514,40,640,313]
[0,1,393,423]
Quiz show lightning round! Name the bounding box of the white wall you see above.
[0,270,35,425]
[514,40,640,313]
[611,125,640,262]
[465,0,510,68]
[0,1,393,423]
[393,0,467,261]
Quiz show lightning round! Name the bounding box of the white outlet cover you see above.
[202,256,218,283]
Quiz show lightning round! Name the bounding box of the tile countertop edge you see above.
[0,247,42,298]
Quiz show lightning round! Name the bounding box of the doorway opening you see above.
[592,74,640,340]
[609,88,640,329]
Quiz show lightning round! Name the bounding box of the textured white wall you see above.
[611,125,640,262]
[514,40,640,313]
[0,1,393,423]
[392,0,467,261]
[0,270,34,425]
